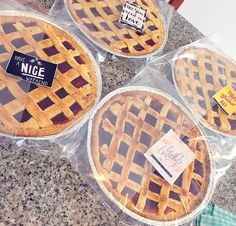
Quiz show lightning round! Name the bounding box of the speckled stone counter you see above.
[0,1,236,225]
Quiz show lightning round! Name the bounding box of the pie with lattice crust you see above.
[88,87,212,222]
[173,46,236,136]
[66,0,167,57]
[0,12,99,137]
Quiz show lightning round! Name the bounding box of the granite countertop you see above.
[0,1,236,225]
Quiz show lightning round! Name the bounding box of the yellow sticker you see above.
[213,84,236,116]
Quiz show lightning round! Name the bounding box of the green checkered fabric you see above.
[196,204,236,226]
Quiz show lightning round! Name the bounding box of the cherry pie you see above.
[0,12,99,137]
[88,87,212,222]
[173,46,236,136]
[66,0,167,57]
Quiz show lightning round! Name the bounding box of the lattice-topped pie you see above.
[66,0,167,57]
[173,46,236,136]
[0,12,99,137]
[88,87,213,223]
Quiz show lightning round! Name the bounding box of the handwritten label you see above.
[144,130,196,185]
[5,51,57,87]
[213,84,236,116]
[119,2,147,33]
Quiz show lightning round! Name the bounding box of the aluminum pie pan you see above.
[87,86,215,226]
[64,0,168,59]
[172,43,236,138]
[0,10,102,141]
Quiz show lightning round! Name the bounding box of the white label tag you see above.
[119,2,147,33]
[144,130,196,185]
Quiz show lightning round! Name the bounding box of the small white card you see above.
[119,2,147,33]
[144,130,196,185]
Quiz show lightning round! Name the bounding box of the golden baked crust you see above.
[66,0,166,57]
[173,47,236,136]
[0,13,98,137]
[89,89,211,221]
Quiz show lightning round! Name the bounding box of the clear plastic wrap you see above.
[2,1,235,225]
[50,0,174,62]
[0,0,102,151]
[63,38,236,225]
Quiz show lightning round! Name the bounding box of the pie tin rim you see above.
[64,0,169,59]
[0,10,102,140]
[172,43,236,138]
[87,86,215,226]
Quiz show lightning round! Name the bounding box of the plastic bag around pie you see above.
[64,0,170,58]
[171,45,236,137]
[66,85,215,226]
[0,10,101,139]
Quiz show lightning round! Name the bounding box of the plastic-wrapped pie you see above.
[173,46,236,136]
[0,11,100,138]
[88,87,214,224]
[65,0,167,57]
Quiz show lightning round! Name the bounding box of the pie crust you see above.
[66,0,167,57]
[0,12,99,137]
[88,87,212,223]
[173,46,236,136]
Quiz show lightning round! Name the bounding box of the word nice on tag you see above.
[119,2,147,33]
[6,51,57,87]
[144,130,196,185]
[213,84,236,116]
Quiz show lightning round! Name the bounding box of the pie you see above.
[66,0,167,57]
[88,87,212,222]
[0,12,99,137]
[173,46,236,136]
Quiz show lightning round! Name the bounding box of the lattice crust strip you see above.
[66,0,166,57]
[90,90,211,221]
[173,47,236,136]
[0,14,98,137]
